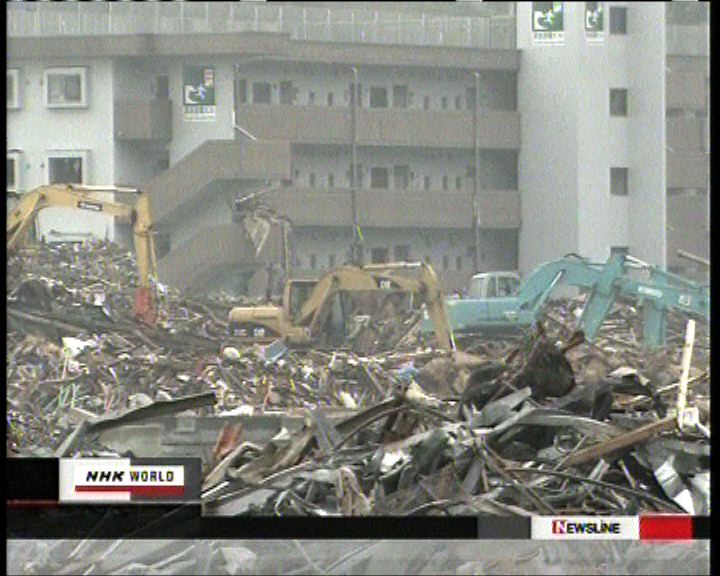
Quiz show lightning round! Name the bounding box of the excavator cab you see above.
[286,279,319,324]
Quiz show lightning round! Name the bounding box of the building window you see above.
[609,88,628,117]
[7,152,21,194]
[424,176,431,190]
[371,247,389,264]
[280,81,293,105]
[45,67,87,108]
[455,176,463,190]
[441,96,448,110]
[394,245,410,262]
[155,75,169,100]
[309,173,316,187]
[252,82,271,104]
[393,85,408,108]
[327,92,334,107]
[370,86,388,108]
[423,95,430,110]
[328,174,334,188]
[328,254,335,268]
[308,91,316,105]
[455,95,462,110]
[310,254,317,269]
[610,167,629,196]
[466,86,477,111]
[7,69,20,109]
[456,256,462,271]
[370,167,389,189]
[47,153,86,184]
[394,165,409,190]
[610,246,629,258]
[609,6,627,35]
[349,82,363,107]
[442,176,449,191]
[235,78,247,105]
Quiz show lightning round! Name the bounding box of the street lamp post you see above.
[350,66,360,265]
[473,70,481,272]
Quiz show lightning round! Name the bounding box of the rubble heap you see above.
[6,241,710,517]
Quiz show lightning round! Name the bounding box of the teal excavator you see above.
[422,253,709,348]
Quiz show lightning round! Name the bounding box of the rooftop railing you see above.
[6,1,516,49]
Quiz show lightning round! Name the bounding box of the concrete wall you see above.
[7,58,117,241]
[515,2,580,272]
[626,2,666,267]
[517,2,669,271]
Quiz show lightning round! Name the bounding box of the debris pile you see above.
[6,241,710,517]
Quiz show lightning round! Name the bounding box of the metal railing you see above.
[6,2,516,49]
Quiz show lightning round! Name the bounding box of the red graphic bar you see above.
[75,485,185,497]
[640,516,693,541]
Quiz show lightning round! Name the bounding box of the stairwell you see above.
[142,139,291,293]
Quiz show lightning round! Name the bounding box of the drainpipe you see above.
[473,71,481,272]
[351,66,360,264]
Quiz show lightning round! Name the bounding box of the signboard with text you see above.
[585,2,605,43]
[183,66,216,121]
[532,2,565,45]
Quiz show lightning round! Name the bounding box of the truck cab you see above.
[467,272,520,299]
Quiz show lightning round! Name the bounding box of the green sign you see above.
[183,66,216,121]
[532,2,564,44]
[585,2,605,43]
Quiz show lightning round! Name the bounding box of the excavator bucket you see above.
[133,287,158,327]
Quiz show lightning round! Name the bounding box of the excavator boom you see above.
[7,184,159,326]
[425,254,709,348]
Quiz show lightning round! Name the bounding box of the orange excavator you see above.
[7,184,159,326]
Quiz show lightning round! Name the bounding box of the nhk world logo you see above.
[533,516,639,540]
[60,458,193,503]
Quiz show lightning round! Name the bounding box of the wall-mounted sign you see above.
[183,66,216,121]
[532,2,565,45]
[585,2,605,43]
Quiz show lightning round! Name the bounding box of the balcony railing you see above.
[6,2,516,49]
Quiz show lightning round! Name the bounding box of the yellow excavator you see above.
[7,184,159,326]
[227,261,455,351]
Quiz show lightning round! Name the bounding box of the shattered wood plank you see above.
[559,416,677,469]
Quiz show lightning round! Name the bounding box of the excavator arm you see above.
[7,184,159,326]
[361,262,455,351]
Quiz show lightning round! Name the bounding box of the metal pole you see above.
[351,66,359,264]
[473,71,481,272]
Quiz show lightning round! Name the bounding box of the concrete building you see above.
[6,2,709,296]
[515,1,709,281]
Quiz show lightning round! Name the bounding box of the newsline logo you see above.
[532,516,639,540]
[551,519,621,535]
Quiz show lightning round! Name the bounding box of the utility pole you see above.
[473,71,481,272]
[350,65,361,265]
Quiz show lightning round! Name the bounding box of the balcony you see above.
[7,1,517,49]
[666,194,709,269]
[666,151,709,190]
[666,71,707,112]
[666,116,708,153]
[666,24,709,57]
[477,190,521,228]
[114,99,172,142]
[236,105,520,150]
[263,187,520,230]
